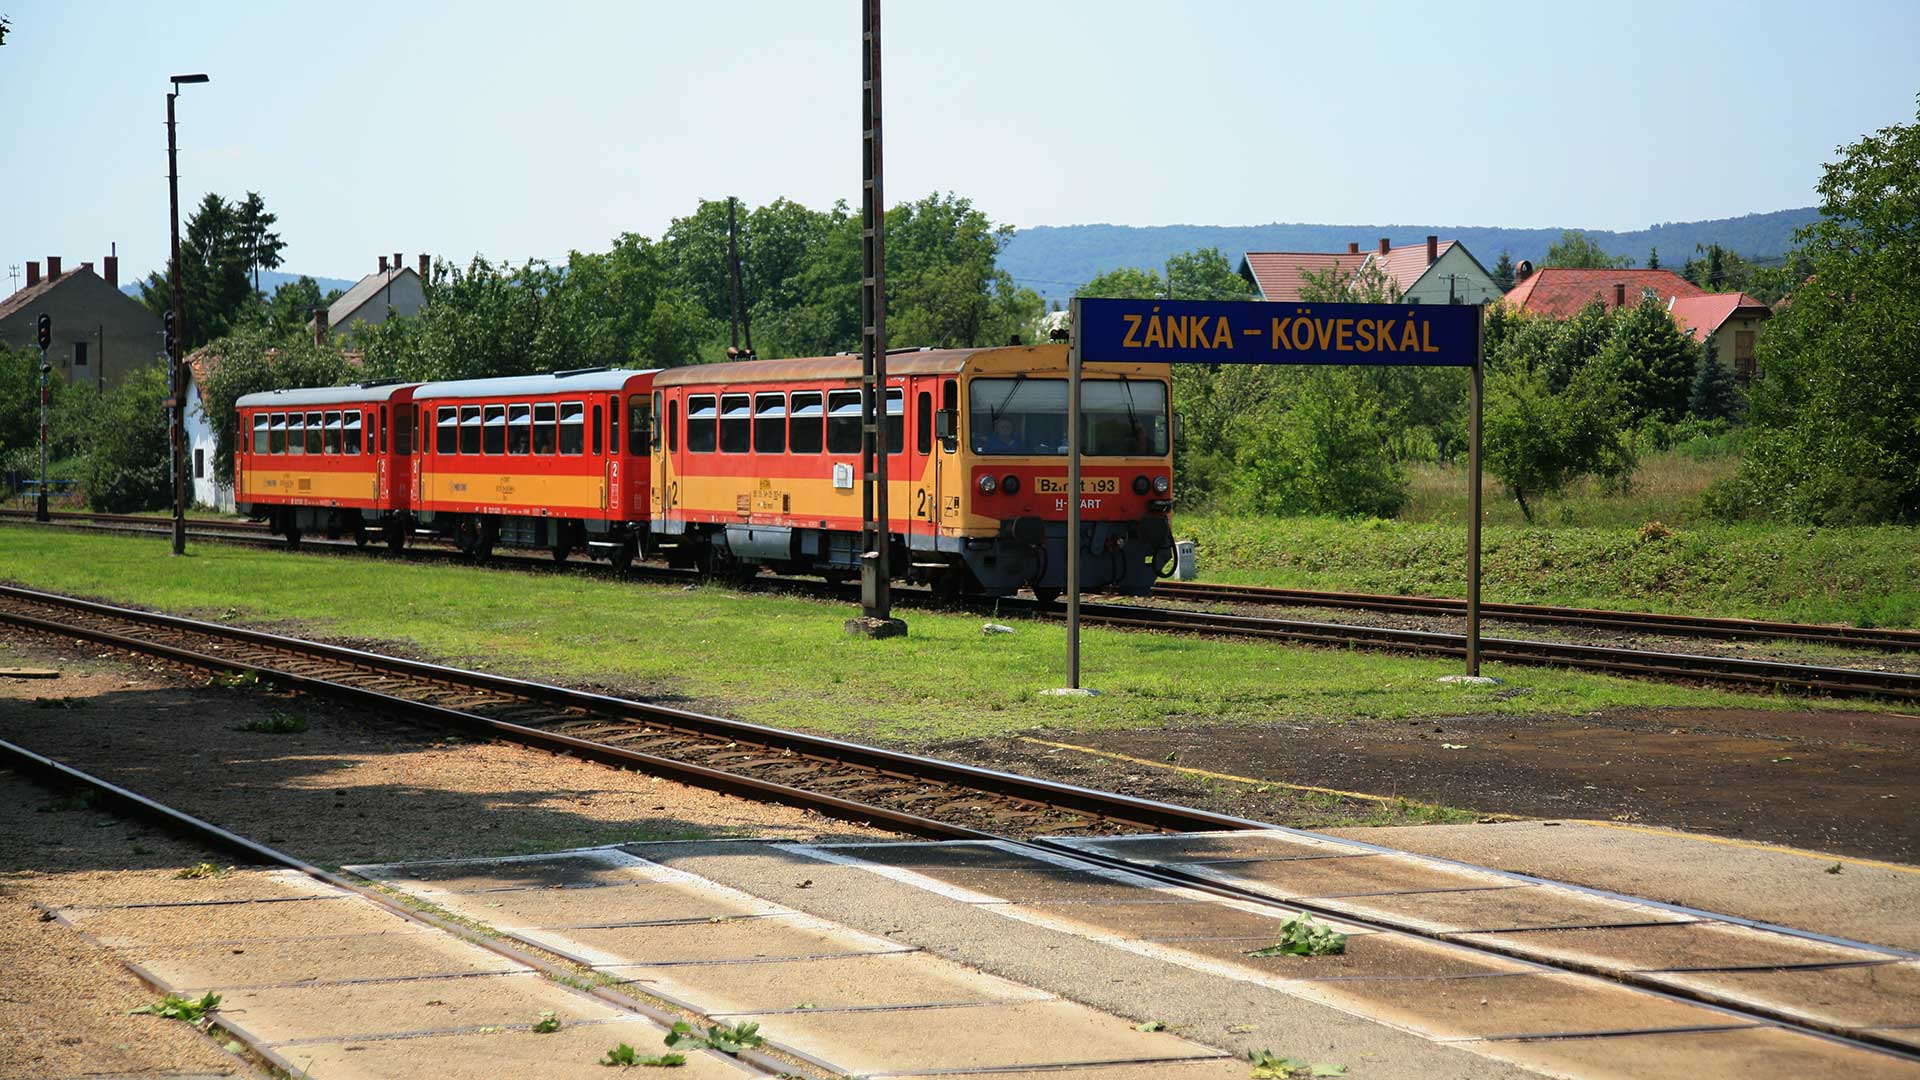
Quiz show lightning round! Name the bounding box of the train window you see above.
[886,388,904,455]
[917,391,932,455]
[826,390,862,454]
[560,401,585,455]
[344,411,362,455]
[628,397,649,456]
[306,412,324,455]
[396,408,413,456]
[436,407,458,455]
[253,414,270,455]
[591,405,602,455]
[610,396,621,455]
[379,406,388,453]
[323,412,342,455]
[652,392,662,451]
[718,394,750,454]
[507,404,531,454]
[482,405,507,455]
[667,399,678,452]
[687,395,717,453]
[270,413,286,454]
[754,393,786,454]
[789,391,823,454]
[533,403,557,454]
[459,406,482,455]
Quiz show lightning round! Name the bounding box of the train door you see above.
[934,377,959,529]
[628,394,652,515]
[648,390,667,519]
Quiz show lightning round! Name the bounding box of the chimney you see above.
[1515,259,1533,283]
[417,253,429,279]
[46,255,62,278]
[25,261,40,287]
[312,307,330,345]
[1614,282,1626,308]
[392,252,402,275]
[1347,242,1359,255]
[1378,238,1390,255]
[1426,235,1438,265]
[103,255,119,288]
[378,255,389,273]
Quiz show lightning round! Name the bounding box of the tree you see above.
[1646,247,1661,270]
[233,192,286,294]
[1483,364,1635,521]
[82,365,172,512]
[1231,367,1408,519]
[261,276,328,336]
[1589,291,1699,424]
[1492,251,1516,291]
[139,193,257,349]
[1710,100,1920,524]
[1686,337,1741,422]
[1546,230,1632,269]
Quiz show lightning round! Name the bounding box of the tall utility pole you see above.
[166,73,208,556]
[726,197,753,359]
[849,0,902,637]
[35,314,51,522]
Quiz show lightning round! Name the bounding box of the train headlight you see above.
[1001,474,1021,495]
[1132,475,1151,495]
[1153,474,1169,494]
[978,474,997,494]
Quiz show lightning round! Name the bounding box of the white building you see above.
[1240,236,1505,305]
[183,353,233,511]
[307,254,430,341]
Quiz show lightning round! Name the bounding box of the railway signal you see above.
[36,314,51,521]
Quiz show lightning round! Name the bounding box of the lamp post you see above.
[167,73,208,556]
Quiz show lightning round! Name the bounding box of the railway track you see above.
[0,584,1265,842]
[6,509,1918,701]
[1153,578,1920,652]
[4,639,1915,1071]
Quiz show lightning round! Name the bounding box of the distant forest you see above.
[999,208,1818,303]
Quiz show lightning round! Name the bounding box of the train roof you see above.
[236,382,416,408]
[651,349,989,387]
[413,368,658,400]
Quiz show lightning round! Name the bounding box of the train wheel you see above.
[285,528,302,551]
[386,527,406,554]
[353,529,369,548]
[610,543,634,573]
[1031,587,1060,605]
[551,544,572,564]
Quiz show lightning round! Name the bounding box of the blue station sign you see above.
[1076,297,1479,367]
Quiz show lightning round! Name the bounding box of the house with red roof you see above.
[1503,267,1770,381]
[1239,236,1505,306]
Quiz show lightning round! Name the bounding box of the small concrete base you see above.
[1437,674,1502,686]
[844,616,908,639]
[1039,687,1100,697]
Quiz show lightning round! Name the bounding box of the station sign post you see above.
[1065,296,1486,688]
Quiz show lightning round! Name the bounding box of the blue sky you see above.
[2,1,1915,285]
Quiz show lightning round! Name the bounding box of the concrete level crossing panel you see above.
[264,1019,759,1080]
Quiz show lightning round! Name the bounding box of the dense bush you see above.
[82,365,172,512]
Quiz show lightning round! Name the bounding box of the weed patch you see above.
[239,709,308,734]
[130,991,220,1024]
[1245,915,1348,957]
[598,1043,685,1068]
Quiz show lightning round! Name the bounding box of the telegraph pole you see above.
[166,73,208,556]
[848,0,903,638]
[35,314,50,522]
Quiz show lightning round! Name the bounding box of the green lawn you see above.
[1179,512,1920,629]
[0,525,1858,747]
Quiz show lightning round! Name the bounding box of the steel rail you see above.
[5,513,1915,701]
[1153,578,1920,652]
[0,584,1271,839]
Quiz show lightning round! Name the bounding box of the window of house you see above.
[305,412,324,455]
[628,397,649,456]
[73,341,88,367]
[754,393,786,454]
[482,405,506,455]
[344,410,362,455]
[533,403,557,454]
[194,448,205,478]
[719,394,750,453]
[591,405,602,455]
[559,401,585,454]
[916,391,932,455]
[507,404,531,454]
[459,405,482,455]
[436,407,458,454]
[687,395,717,453]
[254,414,270,454]
[287,413,304,455]
[826,390,862,454]
[789,391,823,454]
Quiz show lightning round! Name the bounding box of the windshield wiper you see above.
[989,374,1026,423]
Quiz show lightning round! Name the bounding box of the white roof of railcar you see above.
[414,368,658,400]
[236,382,416,408]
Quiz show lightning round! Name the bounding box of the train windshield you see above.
[968,378,1168,457]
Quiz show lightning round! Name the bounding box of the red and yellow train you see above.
[235,343,1175,597]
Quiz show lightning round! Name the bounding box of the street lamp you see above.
[167,72,208,556]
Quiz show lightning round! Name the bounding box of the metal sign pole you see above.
[1066,297,1083,689]
[1467,305,1484,676]
[36,342,50,522]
